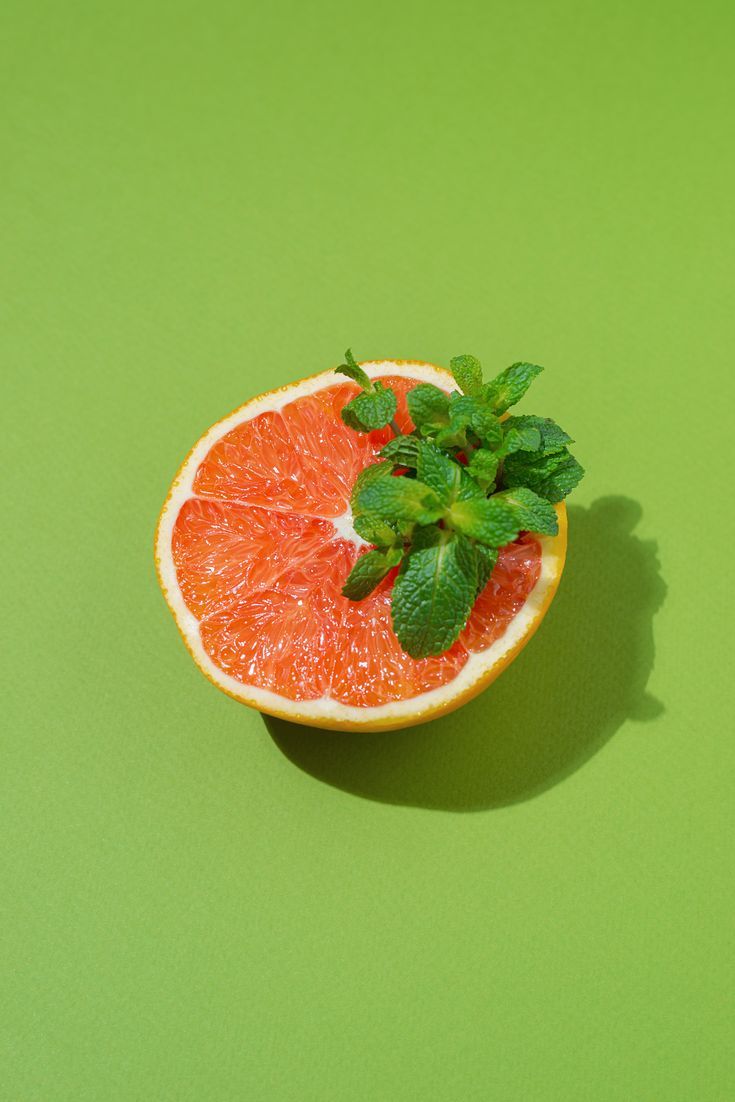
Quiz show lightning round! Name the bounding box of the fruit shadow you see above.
[265,497,666,812]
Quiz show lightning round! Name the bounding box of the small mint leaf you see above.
[482,362,543,414]
[503,415,572,455]
[341,382,397,433]
[379,435,420,467]
[337,350,372,391]
[473,414,503,449]
[391,527,477,657]
[465,448,500,491]
[357,475,444,525]
[448,394,503,446]
[502,424,542,455]
[450,354,483,396]
[342,546,403,600]
[336,349,372,391]
[406,384,450,428]
[432,421,469,449]
[421,396,482,450]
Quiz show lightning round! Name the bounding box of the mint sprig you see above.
[337,349,400,434]
[340,351,585,657]
[356,475,444,526]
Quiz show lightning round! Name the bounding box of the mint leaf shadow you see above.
[265,497,666,812]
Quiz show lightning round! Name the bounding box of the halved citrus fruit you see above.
[155,361,567,730]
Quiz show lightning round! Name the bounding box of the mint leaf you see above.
[420,395,501,450]
[352,513,400,548]
[336,348,372,391]
[350,460,393,512]
[492,487,559,535]
[379,435,420,467]
[448,394,503,446]
[504,449,584,502]
[503,414,572,454]
[450,354,483,396]
[356,475,444,525]
[465,448,499,491]
[342,546,403,600]
[450,486,557,544]
[456,466,486,501]
[341,382,397,433]
[539,453,585,500]
[407,383,450,428]
[475,543,499,595]
[414,440,460,504]
[448,496,520,547]
[392,527,478,657]
[482,362,543,413]
[432,421,470,449]
[501,423,542,455]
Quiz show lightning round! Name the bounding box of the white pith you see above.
[330,505,369,548]
[155,361,564,727]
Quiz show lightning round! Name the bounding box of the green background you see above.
[3,2,733,1098]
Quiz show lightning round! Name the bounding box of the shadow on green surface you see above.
[266,497,666,811]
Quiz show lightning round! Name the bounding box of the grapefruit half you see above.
[155,361,567,730]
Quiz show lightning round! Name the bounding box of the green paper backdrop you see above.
[3,2,733,1099]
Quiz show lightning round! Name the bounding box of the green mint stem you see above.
[390,418,401,436]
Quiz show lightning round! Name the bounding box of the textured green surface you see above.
[2,2,733,1099]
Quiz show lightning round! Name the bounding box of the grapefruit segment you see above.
[461,537,543,653]
[172,498,337,619]
[192,375,417,517]
[156,361,567,731]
